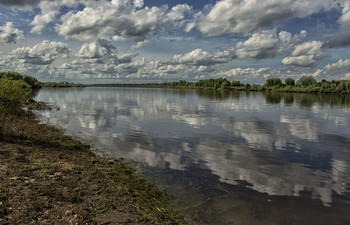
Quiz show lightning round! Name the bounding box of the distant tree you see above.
[213,83,219,89]
[265,78,282,87]
[250,84,263,91]
[296,76,317,87]
[221,80,230,89]
[178,80,187,86]
[23,75,41,88]
[285,78,295,86]
[231,81,243,86]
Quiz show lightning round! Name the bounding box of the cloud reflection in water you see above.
[35,87,350,208]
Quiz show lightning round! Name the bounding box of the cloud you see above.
[77,39,116,59]
[28,0,194,40]
[282,41,326,67]
[236,30,306,59]
[131,40,150,49]
[53,0,192,41]
[0,0,40,7]
[172,29,306,66]
[166,4,192,21]
[312,59,350,80]
[76,39,137,65]
[30,0,80,33]
[172,48,235,66]
[12,40,70,65]
[323,32,350,48]
[198,0,338,36]
[212,67,274,83]
[338,1,350,29]
[0,22,24,44]
[325,59,350,71]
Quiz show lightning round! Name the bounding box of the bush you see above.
[0,78,31,113]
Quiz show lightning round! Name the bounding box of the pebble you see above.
[54,172,63,176]
[65,210,72,216]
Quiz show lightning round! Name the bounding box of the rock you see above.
[65,210,72,216]
[54,172,63,176]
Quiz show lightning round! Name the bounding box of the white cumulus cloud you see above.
[236,30,305,59]
[198,0,338,36]
[30,0,81,33]
[338,1,350,29]
[0,22,24,44]
[282,41,326,67]
[12,40,70,65]
[172,48,236,66]
[312,59,350,80]
[53,0,192,41]
[76,39,137,65]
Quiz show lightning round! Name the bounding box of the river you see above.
[34,87,350,225]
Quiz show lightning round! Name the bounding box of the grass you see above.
[0,106,187,224]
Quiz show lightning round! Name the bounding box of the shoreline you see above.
[0,109,187,224]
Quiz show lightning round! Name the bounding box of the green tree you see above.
[285,78,295,86]
[296,76,317,87]
[214,83,219,90]
[0,71,42,88]
[231,81,243,86]
[23,75,41,88]
[220,80,230,89]
[0,71,23,80]
[265,78,282,87]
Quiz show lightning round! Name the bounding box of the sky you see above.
[0,0,350,84]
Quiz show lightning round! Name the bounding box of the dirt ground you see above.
[0,110,187,224]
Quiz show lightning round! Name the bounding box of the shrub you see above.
[0,78,32,114]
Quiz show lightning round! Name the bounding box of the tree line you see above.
[116,76,350,94]
[0,71,42,88]
[2,71,350,94]
[0,71,85,88]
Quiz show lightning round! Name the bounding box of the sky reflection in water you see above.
[35,87,350,224]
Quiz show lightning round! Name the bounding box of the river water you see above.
[34,87,350,225]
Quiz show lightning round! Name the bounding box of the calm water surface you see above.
[35,87,350,225]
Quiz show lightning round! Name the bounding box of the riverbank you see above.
[0,107,187,224]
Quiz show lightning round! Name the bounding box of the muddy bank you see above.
[0,110,187,224]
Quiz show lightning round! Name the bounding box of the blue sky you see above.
[0,0,350,84]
